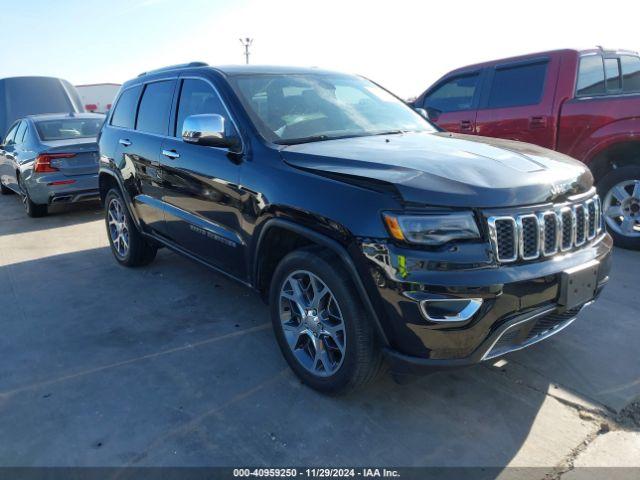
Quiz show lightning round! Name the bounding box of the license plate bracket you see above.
[559,260,599,310]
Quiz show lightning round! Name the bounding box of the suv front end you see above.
[360,189,612,374]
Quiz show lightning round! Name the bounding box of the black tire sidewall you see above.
[269,249,377,393]
[597,165,640,250]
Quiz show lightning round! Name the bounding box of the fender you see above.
[253,218,390,347]
[98,168,143,231]
[583,118,640,165]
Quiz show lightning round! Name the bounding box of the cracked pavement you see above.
[0,193,638,477]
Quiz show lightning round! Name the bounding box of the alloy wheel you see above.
[279,270,346,377]
[603,179,640,238]
[108,197,130,258]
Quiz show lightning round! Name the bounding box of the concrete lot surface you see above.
[0,193,638,477]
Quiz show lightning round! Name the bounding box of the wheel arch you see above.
[99,169,142,230]
[253,218,390,347]
[586,140,640,183]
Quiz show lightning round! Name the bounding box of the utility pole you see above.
[239,37,253,64]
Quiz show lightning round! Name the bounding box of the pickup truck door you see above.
[420,71,482,134]
[475,58,557,149]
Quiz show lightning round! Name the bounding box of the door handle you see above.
[119,139,132,147]
[460,120,474,132]
[529,116,547,129]
[162,149,180,160]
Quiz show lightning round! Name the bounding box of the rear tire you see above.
[105,188,157,267]
[0,182,13,195]
[269,247,383,394]
[18,177,47,218]
[597,165,640,250]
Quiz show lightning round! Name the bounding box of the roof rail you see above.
[138,61,209,77]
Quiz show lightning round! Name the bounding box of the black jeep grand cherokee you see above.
[98,62,612,393]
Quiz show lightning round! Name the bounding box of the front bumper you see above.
[359,232,613,374]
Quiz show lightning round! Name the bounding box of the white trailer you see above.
[75,83,121,113]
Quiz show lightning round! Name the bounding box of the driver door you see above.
[160,77,246,279]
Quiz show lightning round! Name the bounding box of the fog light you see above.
[420,298,482,323]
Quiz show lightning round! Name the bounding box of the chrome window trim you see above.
[517,213,540,260]
[487,216,518,263]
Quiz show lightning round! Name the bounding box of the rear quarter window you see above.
[621,56,640,93]
[487,61,548,108]
[576,55,606,96]
[110,86,142,129]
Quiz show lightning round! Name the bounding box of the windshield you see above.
[230,74,435,144]
[35,117,103,141]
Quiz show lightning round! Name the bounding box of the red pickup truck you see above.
[413,48,640,249]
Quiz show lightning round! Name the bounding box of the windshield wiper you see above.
[275,133,368,146]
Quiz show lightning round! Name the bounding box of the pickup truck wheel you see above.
[105,188,157,267]
[270,248,383,394]
[598,166,640,250]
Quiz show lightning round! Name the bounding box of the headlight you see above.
[383,212,480,246]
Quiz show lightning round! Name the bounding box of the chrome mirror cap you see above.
[414,107,429,119]
[182,114,234,148]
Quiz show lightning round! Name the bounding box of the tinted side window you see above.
[487,61,548,108]
[15,121,28,144]
[424,73,479,113]
[175,79,226,136]
[136,81,175,135]
[110,86,141,129]
[3,122,19,145]
[604,58,621,92]
[576,55,605,96]
[621,56,640,93]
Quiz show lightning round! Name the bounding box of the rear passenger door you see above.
[159,76,246,279]
[475,58,556,148]
[419,71,482,134]
[110,80,176,235]
[0,122,22,191]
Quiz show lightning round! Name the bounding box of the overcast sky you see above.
[1,0,639,98]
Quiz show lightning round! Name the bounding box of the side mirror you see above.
[414,107,429,120]
[182,114,236,148]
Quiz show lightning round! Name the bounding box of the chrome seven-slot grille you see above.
[487,195,602,263]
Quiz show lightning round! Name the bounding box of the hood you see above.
[280,132,593,208]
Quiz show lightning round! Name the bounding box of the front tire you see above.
[597,165,640,250]
[105,188,157,267]
[269,247,383,394]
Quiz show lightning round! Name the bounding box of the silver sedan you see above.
[0,113,104,217]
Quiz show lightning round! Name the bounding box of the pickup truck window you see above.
[604,58,622,92]
[424,73,479,113]
[621,55,640,93]
[576,55,605,96]
[487,61,547,108]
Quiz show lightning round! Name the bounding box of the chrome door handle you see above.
[162,149,180,160]
[119,139,132,147]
